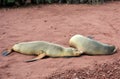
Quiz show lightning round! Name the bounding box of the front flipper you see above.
[25,53,46,62]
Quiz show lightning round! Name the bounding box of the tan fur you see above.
[69,34,117,55]
[2,41,82,62]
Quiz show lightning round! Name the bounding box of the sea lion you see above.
[69,34,117,55]
[2,41,82,62]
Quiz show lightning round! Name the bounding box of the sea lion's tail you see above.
[2,48,13,56]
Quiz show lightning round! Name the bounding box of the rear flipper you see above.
[25,53,46,62]
[2,48,13,56]
[113,47,117,53]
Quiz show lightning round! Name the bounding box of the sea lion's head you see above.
[72,48,84,56]
[64,48,83,56]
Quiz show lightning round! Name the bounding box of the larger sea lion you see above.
[2,41,82,62]
[69,34,117,55]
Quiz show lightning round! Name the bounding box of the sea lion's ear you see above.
[87,36,94,39]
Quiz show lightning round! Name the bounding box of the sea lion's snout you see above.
[73,49,83,56]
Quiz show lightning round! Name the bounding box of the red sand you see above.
[0,2,120,79]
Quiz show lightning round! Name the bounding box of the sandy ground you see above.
[0,1,120,79]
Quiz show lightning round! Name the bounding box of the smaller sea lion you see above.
[69,34,117,55]
[2,41,82,62]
